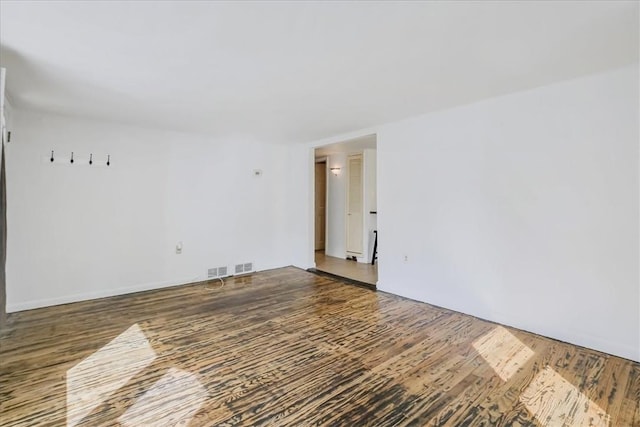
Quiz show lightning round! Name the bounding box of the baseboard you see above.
[318,251,371,264]
[6,276,200,313]
[376,281,640,363]
[7,261,296,313]
[324,249,343,259]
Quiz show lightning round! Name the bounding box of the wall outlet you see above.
[403,255,408,262]
[176,242,183,254]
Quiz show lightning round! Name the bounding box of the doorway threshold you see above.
[307,268,376,291]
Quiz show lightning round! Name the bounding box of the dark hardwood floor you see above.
[1,267,638,426]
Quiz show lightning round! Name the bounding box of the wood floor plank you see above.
[0,267,638,426]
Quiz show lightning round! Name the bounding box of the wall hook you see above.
[50,151,54,163]
[89,154,93,165]
[70,152,74,164]
[106,155,110,166]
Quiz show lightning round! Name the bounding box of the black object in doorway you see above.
[371,230,378,265]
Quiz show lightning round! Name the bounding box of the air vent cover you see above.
[207,268,217,278]
[233,262,254,275]
[218,266,228,277]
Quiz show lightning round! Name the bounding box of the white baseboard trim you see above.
[324,249,343,259]
[376,282,640,363]
[292,261,316,270]
[7,276,201,313]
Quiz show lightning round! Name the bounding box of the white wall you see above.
[6,110,292,311]
[286,143,315,270]
[1,70,11,145]
[324,153,347,259]
[1,67,6,321]
[0,67,5,135]
[375,65,639,361]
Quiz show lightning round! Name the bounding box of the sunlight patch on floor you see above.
[66,324,156,427]
[472,326,534,381]
[520,366,610,427]
[118,367,207,427]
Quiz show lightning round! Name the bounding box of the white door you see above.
[346,154,363,255]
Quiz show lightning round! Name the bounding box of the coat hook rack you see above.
[47,151,111,168]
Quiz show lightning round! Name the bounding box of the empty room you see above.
[0,1,638,426]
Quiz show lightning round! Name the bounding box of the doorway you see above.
[312,135,377,286]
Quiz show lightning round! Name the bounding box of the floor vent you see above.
[208,266,229,278]
[235,262,254,275]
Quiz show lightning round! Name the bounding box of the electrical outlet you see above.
[176,242,183,254]
[403,255,408,262]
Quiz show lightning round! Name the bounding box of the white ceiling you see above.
[1,1,638,143]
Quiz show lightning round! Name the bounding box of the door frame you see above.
[314,157,328,252]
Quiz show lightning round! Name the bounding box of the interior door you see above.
[314,162,326,251]
[346,154,363,255]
